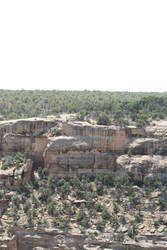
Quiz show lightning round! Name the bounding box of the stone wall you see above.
[2,227,167,250]
[43,122,148,176]
[1,118,167,179]
[44,149,116,176]
[0,118,58,166]
[62,122,128,152]
[0,159,32,188]
[1,134,48,165]
[0,117,58,136]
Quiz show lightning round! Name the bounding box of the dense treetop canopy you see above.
[1,90,167,127]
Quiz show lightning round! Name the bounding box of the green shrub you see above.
[38,167,48,179]
[77,209,85,222]
[20,179,31,196]
[97,112,110,125]
[110,215,119,228]
[54,129,63,136]
[52,217,59,226]
[135,213,143,223]
[23,201,31,214]
[47,201,57,216]
[128,148,132,157]
[113,202,119,213]
[58,182,70,198]
[27,210,33,224]
[12,195,20,209]
[59,218,70,231]
[39,187,51,202]
[81,217,90,228]
[128,224,138,238]
[95,202,103,212]
[102,208,110,220]
[128,191,139,205]
[159,197,167,210]
[0,190,5,199]
[96,219,105,232]
[32,208,37,218]
[1,163,9,170]
[115,231,124,241]
[76,110,87,121]
[96,183,104,196]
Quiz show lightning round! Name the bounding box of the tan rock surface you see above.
[0,159,32,188]
[116,155,167,182]
[0,117,58,136]
[1,117,167,250]
[1,118,167,179]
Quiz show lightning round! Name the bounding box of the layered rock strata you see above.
[1,118,167,180]
[1,118,167,179]
[116,155,167,182]
[44,121,167,177]
[0,117,58,136]
[43,122,145,176]
[0,118,167,249]
[0,117,59,166]
[1,227,167,250]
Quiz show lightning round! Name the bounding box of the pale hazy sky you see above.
[0,1,167,92]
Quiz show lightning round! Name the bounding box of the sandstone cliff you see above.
[2,227,167,250]
[0,117,59,166]
[0,159,32,188]
[1,118,167,181]
[0,117,167,249]
[44,121,167,179]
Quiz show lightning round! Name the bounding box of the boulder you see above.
[116,155,167,182]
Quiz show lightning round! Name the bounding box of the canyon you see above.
[1,117,167,181]
[1,117,167,249]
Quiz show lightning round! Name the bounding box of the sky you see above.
[0,0,167,92]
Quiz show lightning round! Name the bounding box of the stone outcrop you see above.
[44,121,167,177]
[0,118,167,249]
[0,159,32,188]
[63,122,131,152]
[0,235,17,250]
[0,117,59,166]
[127,137,167,155]
[43,122,147,176]
[1,118,167,180]
[146,120,167,137]
[44,136,116,176]
[1,134,48,165]
[1,227,167,250]
[0,117,58,136]
[116,155,167,182]
[1,118,167,179]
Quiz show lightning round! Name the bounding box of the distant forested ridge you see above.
[1,89,167,127]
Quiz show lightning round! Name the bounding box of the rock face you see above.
[1,134,48,165]
[62,122,130,152]
[116,155,167,182]
[0,117,58,136]
[1,118,167,249]
[0,118,167,181]
[0,117,59,166]
[127,137,167,155]
[43,122,146,176]
[43,135,117,176]
[44,121,167,177]
[0,235,17,250]
[0,159,32,188]
[2,227,167,250]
